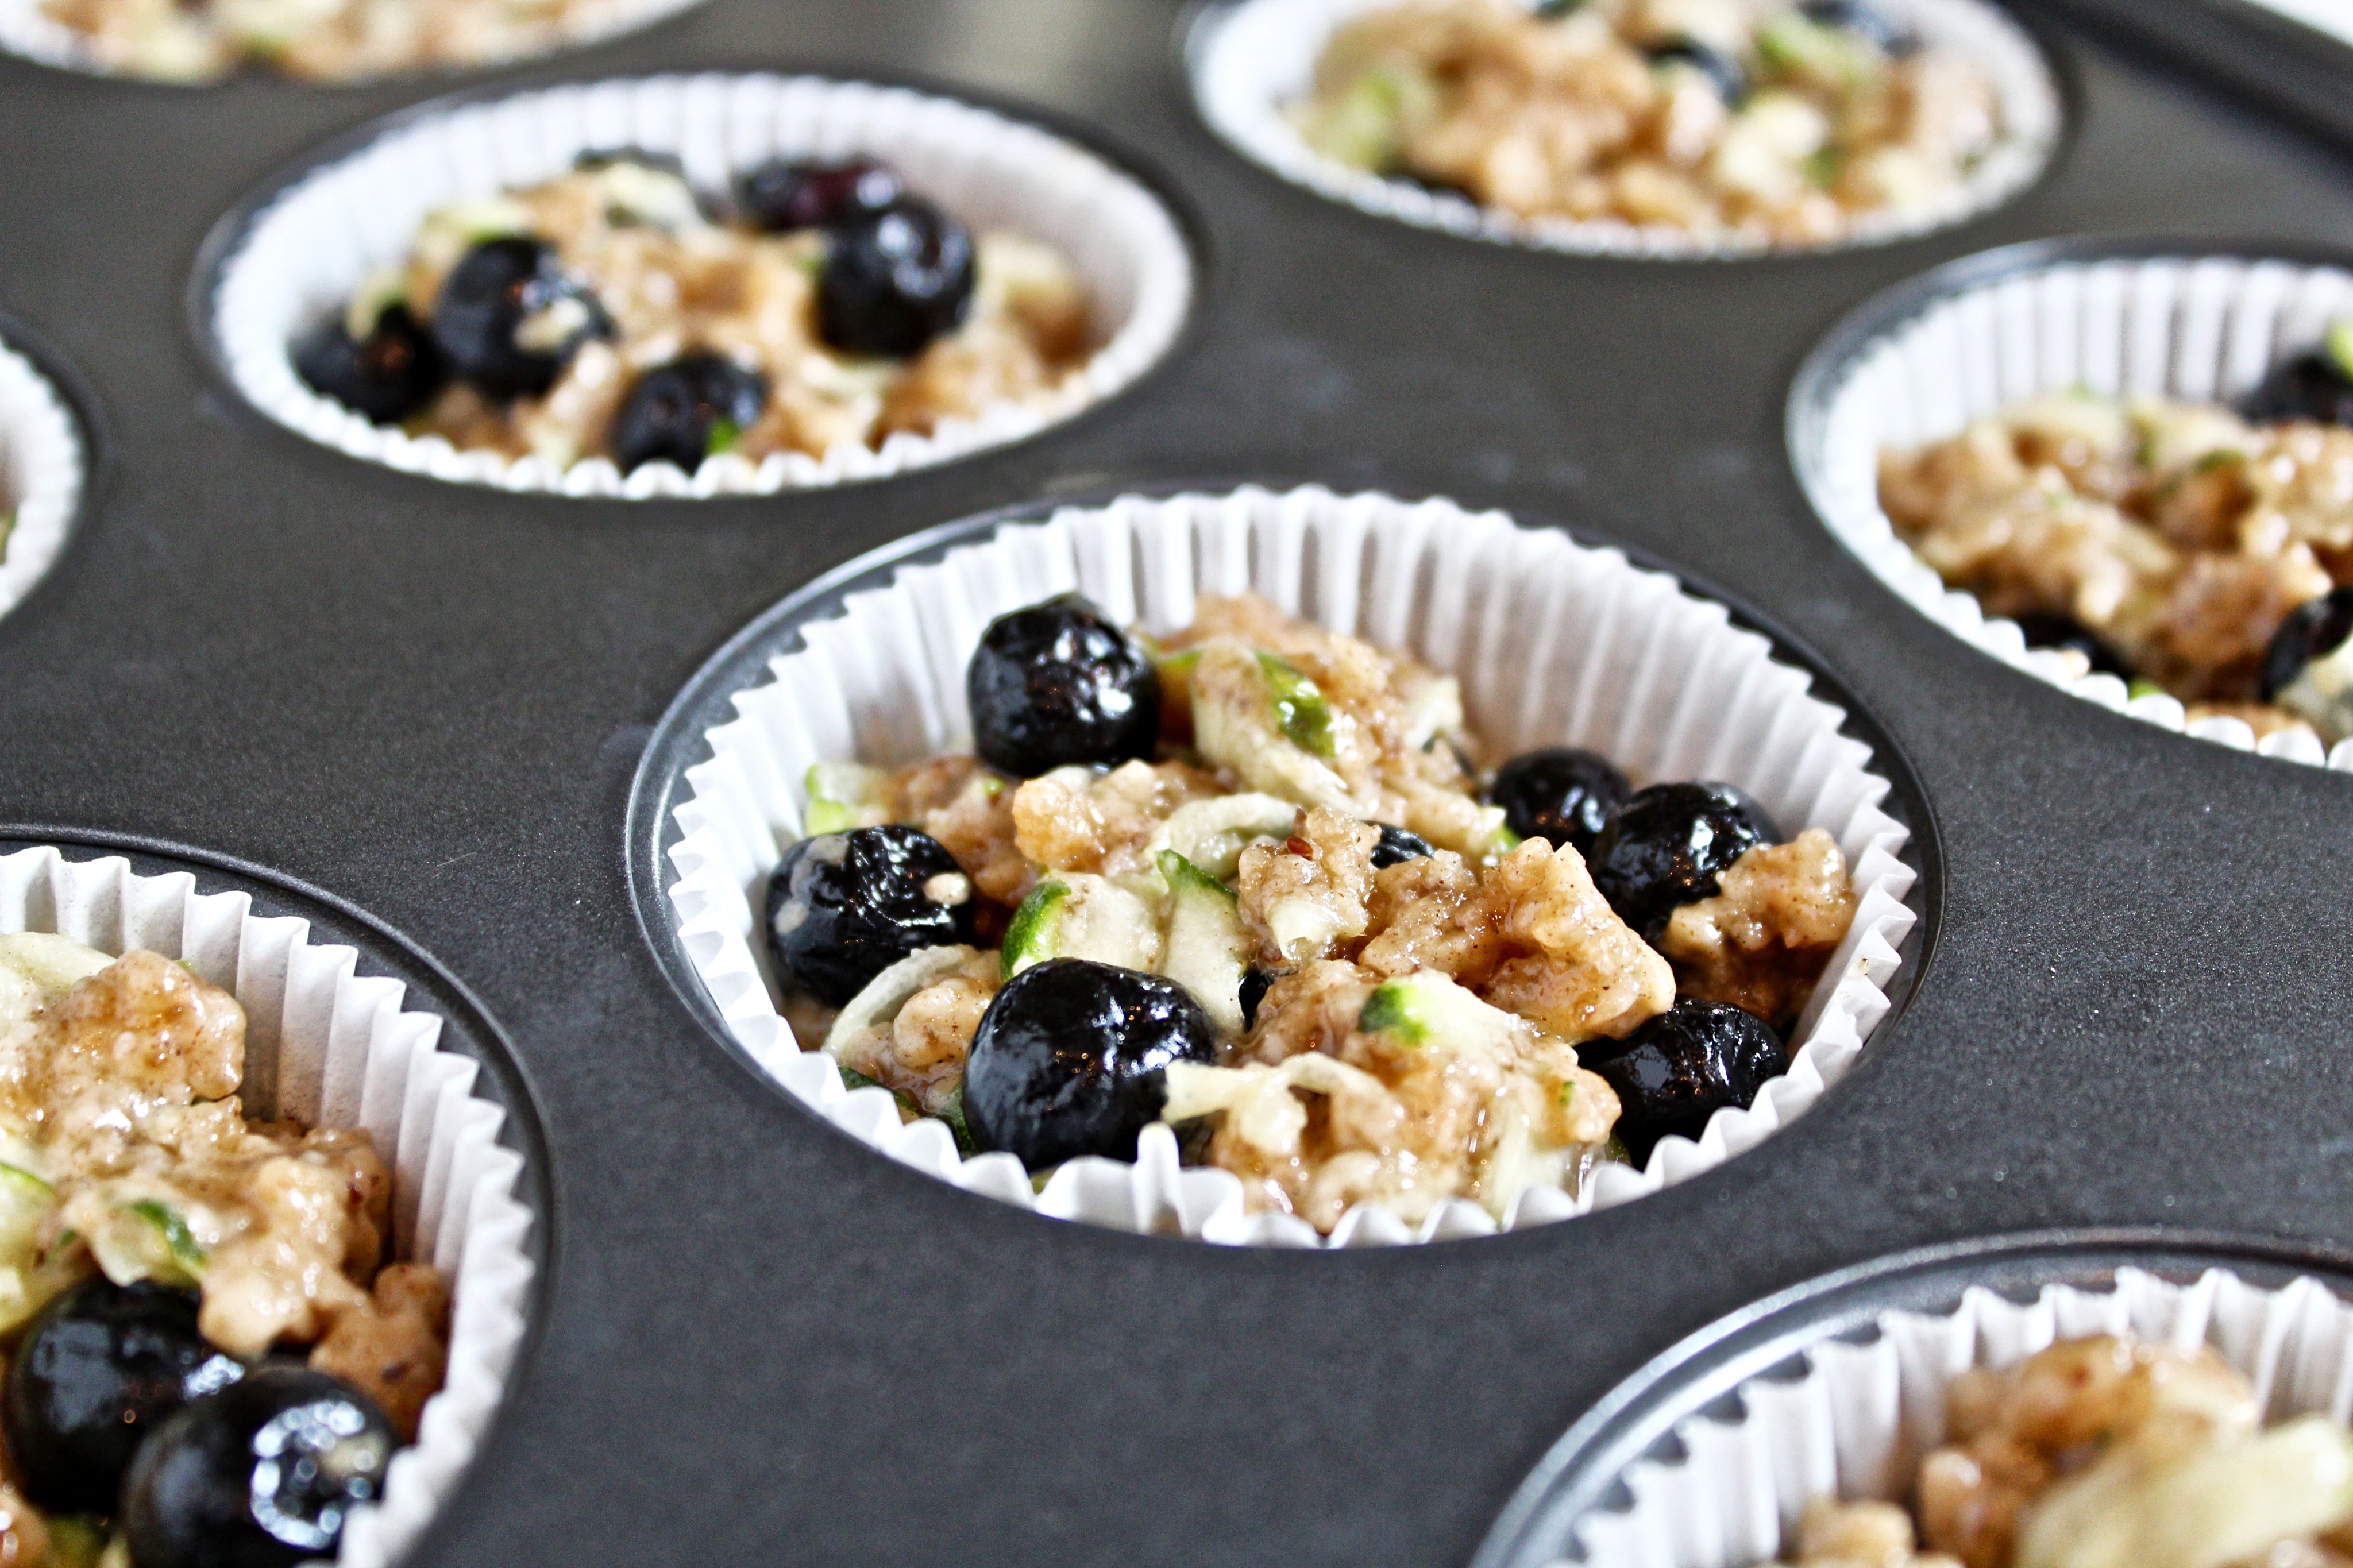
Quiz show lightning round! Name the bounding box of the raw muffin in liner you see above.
[1186,0,2060,259]
[0,334,84,625]
[661,485,1919,1248]
[0,0,703,86]
[1792,246,2353,770]
[0,844,537,1567]
[207,74,1192,497]
[1527,1260,2353,1567]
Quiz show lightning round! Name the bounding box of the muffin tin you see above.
[7,0,2353,1563]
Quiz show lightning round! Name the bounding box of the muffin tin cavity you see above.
[203,74,1193,497]
[635,484,1924,1249]
[0,0,704,86]
[1475,1235,2353,1568]
[0,841,542,1568]
[1186,0,2060,258]
[1792,242,2353,768]
[0,333,84,627]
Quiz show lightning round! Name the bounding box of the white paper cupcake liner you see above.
[661,484,1920,1249]
[0,335,84,626]
[1559,1261,2353,1568]
[0,0,704,86]
[0,844,537,1568]
[208,74,1193,498]
[1187,0,2060,259]
[1792,246,2353,771]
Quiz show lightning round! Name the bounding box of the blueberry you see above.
[2239,352,2353,428]
[1646,39,1746,105]
[1,1279,244,1516]
[607,352,767,474]
[766,825,976,1009]
[291,304,445,424]
[1368,824,1434,870]
[966,594,1160,778]
[2262,587,2353,701]
[1486,747,1631,855]
[963,959,1216,1168]
[817,196,975,359]
[1530,0,1583,16]
[1581,998,1787,1166]
[1800,0,1918,55]
[1239,966,1276,1032]
[2009,609,2131,679]
[122,1366,392,1568]
[737,156,903,234]
[430,237,610,401]
[1588,782,1779,941]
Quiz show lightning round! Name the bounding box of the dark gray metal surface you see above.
[2,3,2352,1565]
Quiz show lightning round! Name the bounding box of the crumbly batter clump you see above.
[1293,0,2004,246]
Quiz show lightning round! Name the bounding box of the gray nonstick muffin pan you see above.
[5,1,2353,1564]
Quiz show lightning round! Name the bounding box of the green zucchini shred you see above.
[1257,653,1336,759]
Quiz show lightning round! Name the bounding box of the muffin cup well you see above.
[0,844,538,1568]
[207,74,1193,497]
[0,335,84,625]
[1509,1254,2353,1568]
[1791,244,2353,770]
[659,484,1919,1249]
[0,0,704,86]
[1186,0,2061,260]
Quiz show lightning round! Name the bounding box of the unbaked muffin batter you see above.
[1880,334,2353,744]
[764,590,1859,1234]
[1293,0,2004,246]
[295,155,1093,480]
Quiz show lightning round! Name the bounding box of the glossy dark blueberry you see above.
[816,196,975,358]
[1799,0,1918,55]
[964,959,1216,1168]
[1646,39,1746,105]
[430,237,610,401]
[122,1367,392,1568]
[291,304,446,425]
[1238,967,1276,1032]
[2,1279,244,1515]
[1582,998,1787,1165]
[607,352,768,473]
[1588,781,1779,940]
[1486,747,1631,854]
[966,594,1160,778]
[1368,824,1434,870]
[765,825,976,1009]
[736,156,903,233]
[2239,352,2353,428]
[1530,0,1584,15]
[2262,587,2353,701]
[2009,609,2132,679]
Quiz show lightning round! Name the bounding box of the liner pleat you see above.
[0,336,82,625]
[209,74,1192,497]
[0,0,704,83]
[1565,1266,2353,1567]
[1187,0,2060,259]
[663,485,1920,1249]
[1795,252,2353,770]
[0,845,536,1568]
